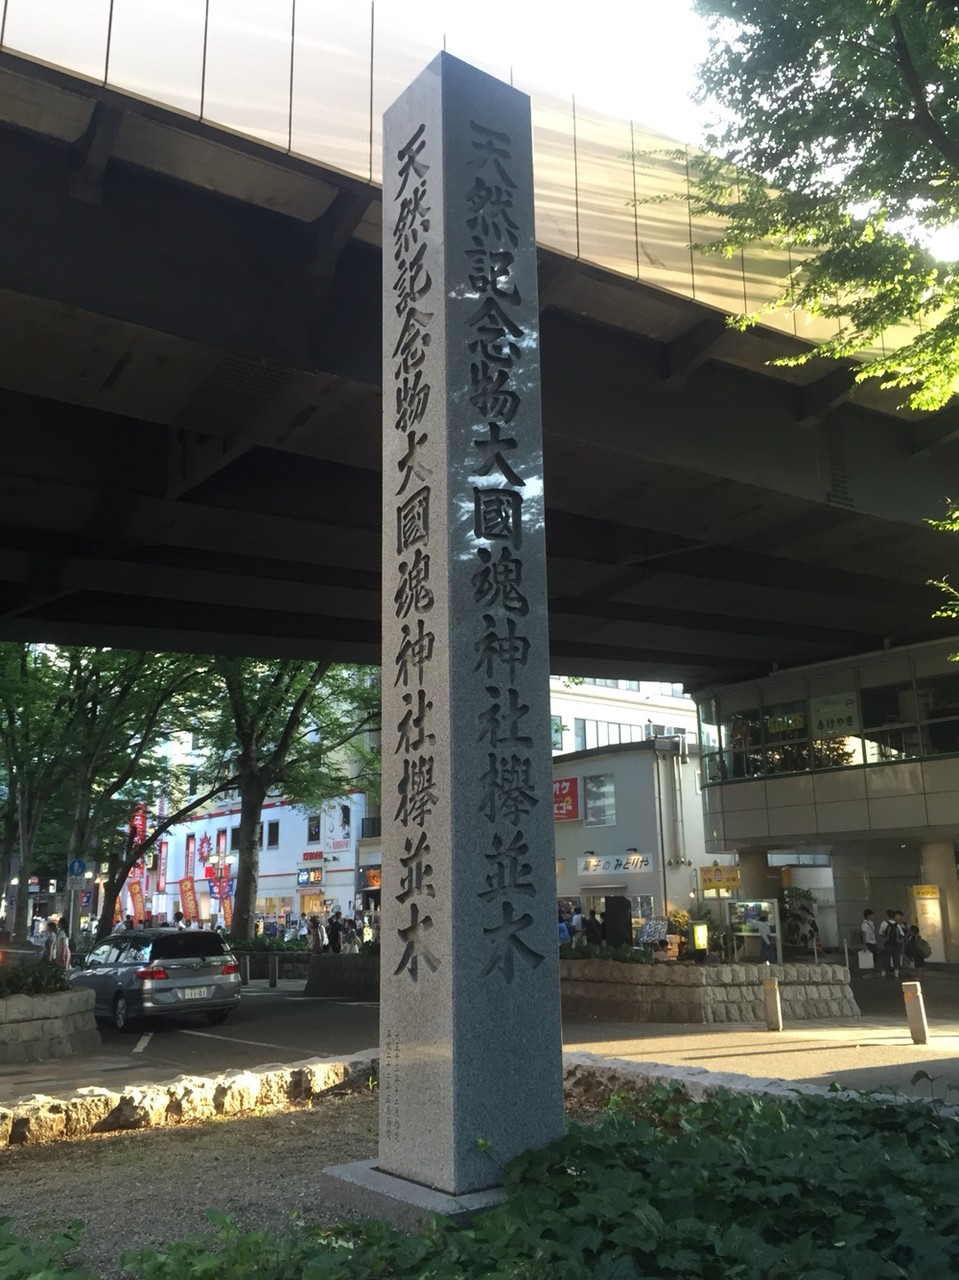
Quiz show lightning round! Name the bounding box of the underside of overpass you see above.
[2,52,959,690]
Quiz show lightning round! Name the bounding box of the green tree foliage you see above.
[198,660,380,940]
[686,0,959,409]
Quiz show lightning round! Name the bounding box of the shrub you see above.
[0,959,70,999]
[225,936,308,954]
[115,1081,959,1278]
[560,942,653,964]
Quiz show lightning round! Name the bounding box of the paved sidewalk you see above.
[2,988,957,1107]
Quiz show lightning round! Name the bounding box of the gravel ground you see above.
[0,1089,379,1279]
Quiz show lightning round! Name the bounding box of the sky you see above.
[378,0,714,143]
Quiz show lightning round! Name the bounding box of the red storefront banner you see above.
[131,802,148,843]
[128,881,145,923]
[179,875,199,922]
[220,896,233,930]
[113,896,123,924]
[553,777,581,821]
[185,834,197,878]
[157,841,167,894]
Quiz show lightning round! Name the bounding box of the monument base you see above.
[321,1159,507,1229]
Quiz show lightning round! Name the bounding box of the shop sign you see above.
[209,878,235,900]
[699,864,741,891]
[810,692,859,738]
[323,802,352,853]
[27,875,39,895]
[912,884,940,899]
[579,852,651,875]
[362,868,382,889]
[297,868,323,887]
[553,777,580,821]
[301,850,324,863]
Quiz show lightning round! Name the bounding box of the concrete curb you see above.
[2,1045,943,1149]
[0,1051,377,1147]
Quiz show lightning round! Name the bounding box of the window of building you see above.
[550,715,565,750]
[584,774,616,826]
[307,815,321,842]
[720,707,764,779]
[190,729,201,751]
[861,681,920,762]
[917,674,959,757]
[574,718,586,751]
[267,820,280,848]
[230,827,240,851]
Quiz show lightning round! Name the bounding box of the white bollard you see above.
[762,977,783,1032]
[902,981,929,1045]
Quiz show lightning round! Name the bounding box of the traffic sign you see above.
[66,875,85,891]
[68,858,87,877]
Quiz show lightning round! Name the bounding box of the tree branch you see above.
[891,13,959,176]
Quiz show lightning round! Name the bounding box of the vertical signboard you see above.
[380,53,564,1197]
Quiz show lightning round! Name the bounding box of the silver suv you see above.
[69,929,241,1030]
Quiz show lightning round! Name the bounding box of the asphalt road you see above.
[2,970,958,1106]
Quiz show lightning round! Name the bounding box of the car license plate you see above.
[183,987,208,1000]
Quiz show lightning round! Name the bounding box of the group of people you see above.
[299,910,365,954]
[860,907,931,978]
[558,905,604,946]
[40,917,71,968]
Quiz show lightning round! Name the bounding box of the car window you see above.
[87,943,111,964]
[150,933,227,960]
[123,939,153,964]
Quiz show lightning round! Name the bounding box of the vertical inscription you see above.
[381,1026,401,1142]
[466,120,546,983]
[390,122,439,994]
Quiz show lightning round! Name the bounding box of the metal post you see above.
[843,939,849,971]
[239,953,250,986]
[268,952,278,989]
[762,977,783,1032]
[902,981,929,1045]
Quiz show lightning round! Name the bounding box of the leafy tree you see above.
[199,660,380,941]
[683,0,959,409]
[0,647,77,940]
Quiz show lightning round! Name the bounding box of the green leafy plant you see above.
[225,936,309,954]
[0,959,71,999]
[0,1215,92,1279]
[779,886,819,948]
[559,942,653,964]
[109,1080,959,1279]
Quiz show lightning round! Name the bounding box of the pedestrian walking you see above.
[904,924,931,976]
[860,908,878,977]
[878,909,905,978]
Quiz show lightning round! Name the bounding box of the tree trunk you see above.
[12,873,30,943]
[231,774,267,941]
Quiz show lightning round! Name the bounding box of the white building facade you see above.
[115,792,367,927]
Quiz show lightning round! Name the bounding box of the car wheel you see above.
[206,1008,231,1026]
[113,992,131,1031]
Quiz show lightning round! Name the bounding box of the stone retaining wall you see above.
[560,960,859,1023]
[0,989,100,1064]
[304,952,379,999]
[3,1046,897,1150]
[0,1052,376,1146]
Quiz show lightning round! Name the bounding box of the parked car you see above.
[68,929,241,1030]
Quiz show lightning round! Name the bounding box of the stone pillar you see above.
[919,841,959,963]
[737,848,779,901]
[379,53,564,1197]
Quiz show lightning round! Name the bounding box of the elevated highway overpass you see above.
[1,49,958,689]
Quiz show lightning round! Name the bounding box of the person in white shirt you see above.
[570,906,586,948]
[860,908,878,977]
[756,913,775,963]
